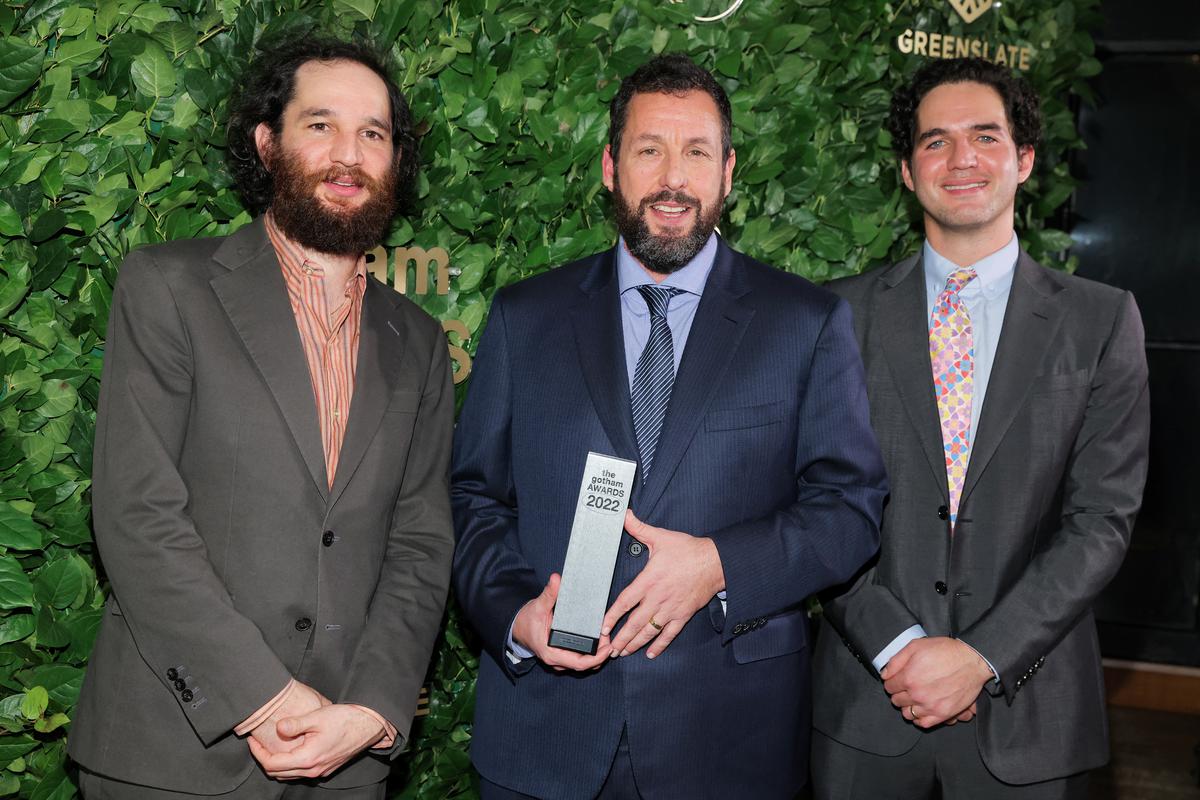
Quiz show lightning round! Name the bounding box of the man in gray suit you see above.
[812,58,1149,798]
[69,38,454,799]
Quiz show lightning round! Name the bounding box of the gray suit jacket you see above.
[813,250,1149,784]
[69,218,455,792]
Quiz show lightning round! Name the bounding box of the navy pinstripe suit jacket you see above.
[451,238,887,800]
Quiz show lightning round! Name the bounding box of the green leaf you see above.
[0,735,37,764]
[130,40,176,98]
[493,72,523,113]
[19,687,47,721]
[0,264,30,316]
[52,37,105,69]
[34,557,83,609]
[127,2,175,33]
[20,435,55,473]
[37,379,77,418]
[150,21,195,59]
[0,613,35,645]
[454,244,493,292]
[0,37,44,109]
[809,224,850,262]
[0,555,34,610]
[0,200,22,237]
[29,209,68,243]
[333,0,377,21]
[0,503,42,550]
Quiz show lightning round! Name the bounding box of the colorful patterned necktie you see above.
[930,267,977,526]
[631,285,682,478]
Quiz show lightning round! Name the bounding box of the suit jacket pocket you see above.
[732,607,808,664]
[386,389,421,414]
[1029,369,1089,395]
[705,401,783,432]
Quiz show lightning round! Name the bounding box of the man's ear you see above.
[721,148,736,200]
[254,123,275,170]
[900,157,915,192]
[602,144,615,192]
[1016,145,1035,185]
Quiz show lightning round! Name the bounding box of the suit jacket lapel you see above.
[877,254,949,500]
[328,280,406,507]
[638,239,754,516]
[569,250,640,466]
[210,218,328,498]
[962,252,1062,503]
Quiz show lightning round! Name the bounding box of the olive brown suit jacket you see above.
[68,218,455,792]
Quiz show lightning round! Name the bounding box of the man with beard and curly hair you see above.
[69,38,455,799]
[450,53,886,799]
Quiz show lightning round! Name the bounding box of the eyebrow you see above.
[297,107,392,133]
[633,133,716,147]
[917,122,1004,142]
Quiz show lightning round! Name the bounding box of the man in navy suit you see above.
[451,54,887,800]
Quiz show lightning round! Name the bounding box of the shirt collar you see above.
[265,211,368,290]
[616,233,718,298]
[924,234,1018,296]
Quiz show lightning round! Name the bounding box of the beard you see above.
[265,144,399,256]
[612,176,724,276]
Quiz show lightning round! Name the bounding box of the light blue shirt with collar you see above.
[506,234,720,663]
[872,235,1019,680]
[616,233,717,383]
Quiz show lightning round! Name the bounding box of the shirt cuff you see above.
[235,678,296,736]
[348,705,397,750]
[959,640,1000,685]
[506,609,535,664]
[872,625,927,674]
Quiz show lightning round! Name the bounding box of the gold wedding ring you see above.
[649,617,664,631]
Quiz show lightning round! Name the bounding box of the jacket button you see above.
[935,581,948,595]
[322,531,335,547]
[181,689,194,702]
[628,542,644,557]
[166,668,178,681]
[295,618,312,631]
[173,679,187,691]
[937,506,949,521]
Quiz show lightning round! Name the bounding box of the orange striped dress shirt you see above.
[265,212,366,489]
[234,213,395,749]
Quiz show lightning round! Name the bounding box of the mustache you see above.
[638,190,701,210]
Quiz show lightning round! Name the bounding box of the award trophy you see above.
[549,451,638,654]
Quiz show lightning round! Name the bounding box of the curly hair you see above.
[886,57,1042,163]
[609,53,732,166]
[225,37,418,216]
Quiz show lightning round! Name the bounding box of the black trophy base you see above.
[548,629,598,655]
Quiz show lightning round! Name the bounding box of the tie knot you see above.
[638,285,682,319]
[943,267,977,295]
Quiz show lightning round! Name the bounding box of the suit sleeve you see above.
[339,316,456,751]
[450,294,545,675]
[709,297,888,641]
[91,251,292,745]
[959,291,1149,701]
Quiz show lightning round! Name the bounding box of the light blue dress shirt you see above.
[506,235,720,662]
[871,235,1018,678]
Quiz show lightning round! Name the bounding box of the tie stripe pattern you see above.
[930,267,977,526]
[631,285,682,478]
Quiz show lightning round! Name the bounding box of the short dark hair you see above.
[887,57,1042,163]
[225,37,418,216]
[608,53,733,165]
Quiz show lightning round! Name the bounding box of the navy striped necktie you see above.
[631,285,682,478]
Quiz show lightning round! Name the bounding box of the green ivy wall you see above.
[0,0,1099,796]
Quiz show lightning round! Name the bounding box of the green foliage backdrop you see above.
[0,0,1099,796]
